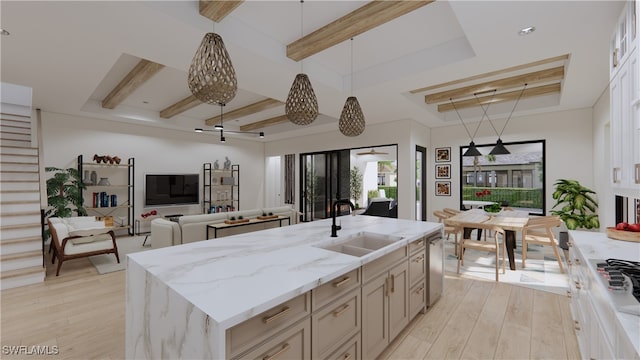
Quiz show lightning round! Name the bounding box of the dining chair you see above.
[442,208,461,216]
[433,210,462,256]
[521,215,565,273]
[457,225,506,281]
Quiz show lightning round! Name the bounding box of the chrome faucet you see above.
[331,199,355,237]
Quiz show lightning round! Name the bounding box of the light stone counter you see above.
[569,230,640,356]
[126,215,442,359]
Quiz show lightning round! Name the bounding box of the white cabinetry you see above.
[611,1,640,190]
[567,235,638,360]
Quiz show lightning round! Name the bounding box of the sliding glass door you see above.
[300,150,350,221]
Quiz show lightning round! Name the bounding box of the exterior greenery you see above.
[45,166,87,219]
[377,186,397,200]
[462,187,543,209]
[350,166,363,208]
[551,179,600,230]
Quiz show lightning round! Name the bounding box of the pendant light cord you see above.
[451,98,485,142]
[300,0,304,74]
[498,83,527,138]
[350,38,354,96]
[474,90,498,136]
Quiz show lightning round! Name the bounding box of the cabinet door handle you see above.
[333,276,351,288]
[391,274,395,294]
[413,255,425,263]
[333,303,351,317]
[567,260,572,266]
[635,163,640,184]
[575,258,581,265]
[262,343,291,360]
[574,320,581,331]
[343,353,353,360]
[262,306,290,324]
[613,167,621,183]
[415,285,425,294]
[566,290,572,298]
[385,277,390,297]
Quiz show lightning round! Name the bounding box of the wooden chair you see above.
[442,208,461,216]
[457,225,506,281]
[48,218,119,276]
[521,215,564,273]
[433,210,462,256]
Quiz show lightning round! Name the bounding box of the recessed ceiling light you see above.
[1,29,10,36]
[519,26,535,36]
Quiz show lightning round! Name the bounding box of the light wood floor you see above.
[1,252,580,359]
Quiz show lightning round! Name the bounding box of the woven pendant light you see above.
[286,74,319,125]
[286,0,318,125]
[339,96,365,136]
[339,38,364,136]
[188,32,237,105]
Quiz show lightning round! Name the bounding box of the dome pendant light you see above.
[339,38,365,137]
[286,0,319,125]
[188,32,238,105]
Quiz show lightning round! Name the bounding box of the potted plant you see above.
[45,166,87,219]
[550,179,600,249]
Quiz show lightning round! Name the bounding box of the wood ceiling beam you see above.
[199,1,245,22]
[205,98,282,126]
[437,83,561,112]
[240,115,289,131]
[287,0,433,62]
[425,66,565,104]
[160,95,201,119]
[101,59,164,110]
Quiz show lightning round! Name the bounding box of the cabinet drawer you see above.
[312,289,360,359]
[226,292,310,358]
[408,251,426,287]
[363,247,407,282]
[322,333,360,360]
[232,318,311,360]
[408,237,426,254]
[312,268,360,310]
[409,280,426,320]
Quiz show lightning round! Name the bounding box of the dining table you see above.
[443,208,529,270]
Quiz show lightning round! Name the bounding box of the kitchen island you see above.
[126,215,442,359]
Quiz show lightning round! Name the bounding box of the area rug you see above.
[444,231,569,295]
[88,235,151,274]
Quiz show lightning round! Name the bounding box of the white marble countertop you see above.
[569,230,640,355]
[128,215,442,330]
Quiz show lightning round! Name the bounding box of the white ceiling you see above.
[0,1,624,142]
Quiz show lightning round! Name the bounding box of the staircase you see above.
[0,113,45,290]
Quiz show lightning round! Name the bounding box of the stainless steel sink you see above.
[315,231,403,257]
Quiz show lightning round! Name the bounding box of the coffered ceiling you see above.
[0,1,625,141]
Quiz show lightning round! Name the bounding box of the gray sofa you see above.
[150,206,299,249]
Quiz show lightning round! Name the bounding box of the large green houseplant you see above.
[45,166,87,219]
[350,166,363,209]
[551,179,600,230]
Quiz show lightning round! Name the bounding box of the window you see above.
[459,140,545,215]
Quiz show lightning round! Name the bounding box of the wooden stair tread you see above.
[0,236,42,244]
[0,266,44,280]
[0,170,38,173]
[0,123,31,130]
[0,180,39,183]
[1,211,41,217]
[1,250,42,261]
[0,200,40,204]
[0,190,40,193]
[0,223,41,230]
[0,145,37,150]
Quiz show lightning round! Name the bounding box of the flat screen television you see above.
[145,174,199,206]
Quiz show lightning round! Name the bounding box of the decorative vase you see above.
[90,171,97,185]
[83,170,91,184]
[98,177,110,186]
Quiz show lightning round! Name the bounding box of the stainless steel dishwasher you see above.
[426,230,444,307]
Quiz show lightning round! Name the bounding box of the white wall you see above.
[428,107,595,222]
[41,111,265,220]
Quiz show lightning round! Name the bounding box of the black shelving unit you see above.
[202,163,239,214]
[78,155,134,235]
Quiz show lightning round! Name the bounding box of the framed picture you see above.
[435,164,451,179]
[435,147,450,162]
[435,181,451,196]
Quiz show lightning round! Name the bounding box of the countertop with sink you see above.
[126,215,442,359]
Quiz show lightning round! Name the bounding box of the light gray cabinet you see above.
[361,247,409,360]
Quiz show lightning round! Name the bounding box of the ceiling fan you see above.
[356,148,388,156]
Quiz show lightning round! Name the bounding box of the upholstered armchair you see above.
[47,217,119,276]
